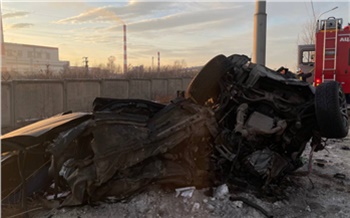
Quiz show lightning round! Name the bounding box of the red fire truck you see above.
[298,17,350,103]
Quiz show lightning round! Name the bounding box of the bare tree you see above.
[299,17,317,45]
[107,56,116,73]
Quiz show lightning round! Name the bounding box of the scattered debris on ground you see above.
[13,135,344,218]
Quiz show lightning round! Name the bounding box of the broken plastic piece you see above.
[175,186,196,198]
[191,202,200,212]
[213,184,229,199]
[46,191,70,200]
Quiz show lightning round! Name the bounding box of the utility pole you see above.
[83,57,89,75]
[157,52,160,74]
[152,56,154,71]
[46,64,50,76]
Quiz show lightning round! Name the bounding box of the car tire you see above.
[185,55,232,105]
[315,81,349,138]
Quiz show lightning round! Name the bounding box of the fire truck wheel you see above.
[185,55,232,105]
[315,81,349,138]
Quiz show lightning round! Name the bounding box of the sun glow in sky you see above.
[2,0,349,70]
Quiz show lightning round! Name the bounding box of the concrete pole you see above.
[252,0,267,65]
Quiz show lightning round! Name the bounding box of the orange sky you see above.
[2,1,349,70]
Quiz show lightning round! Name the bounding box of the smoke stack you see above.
[123,24,127,73]
[157,51,160,73]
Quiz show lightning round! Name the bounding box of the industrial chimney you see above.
[123,24,127,73]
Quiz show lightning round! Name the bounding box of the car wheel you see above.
[185,55,232,105]
[315,81,349,138]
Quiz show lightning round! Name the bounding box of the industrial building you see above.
[2,42,69,74]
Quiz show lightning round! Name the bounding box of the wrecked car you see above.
[1,54,348,207]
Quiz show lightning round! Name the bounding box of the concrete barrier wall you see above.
[1,83,12,128]
[66,80,101,112]
[101,80,129,99]
[151,79,168,100]
[182,78,192,90]
[129,80,151,99]
[14,81,65,121]
[168,78,183,96]
[1,77,193,130]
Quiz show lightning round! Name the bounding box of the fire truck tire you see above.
[315,81,349,138]
[185,54,232,105]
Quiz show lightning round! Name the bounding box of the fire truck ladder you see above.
[322,19,339,82]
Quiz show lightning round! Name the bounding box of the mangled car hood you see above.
[1,112,92,151]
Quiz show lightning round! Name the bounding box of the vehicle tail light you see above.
[315,78,321,86]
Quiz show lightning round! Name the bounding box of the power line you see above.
[303,2,310,18]
[310,0,316,20]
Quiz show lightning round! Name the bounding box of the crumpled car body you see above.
[1,54,348,206]
[1,112,92,203]
[186,54,348,184]
[2,98,217,205]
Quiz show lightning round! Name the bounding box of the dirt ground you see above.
[4,132,350,218]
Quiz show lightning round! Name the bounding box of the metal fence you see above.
[1,77,193,131]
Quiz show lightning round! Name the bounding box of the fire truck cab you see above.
[298,17,350,103]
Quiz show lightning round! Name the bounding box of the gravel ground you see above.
[4,133,350,218]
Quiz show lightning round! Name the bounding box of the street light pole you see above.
[317,6,338,20]
[315,6,338,32]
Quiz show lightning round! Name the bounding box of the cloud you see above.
[55,2,242,26]
[56,6,125,24]
[3,11,30,19]
[7,23,34,29]
[101,3,246,34]
[73,2,252,65]
[127,11,225,32]
[55,2,179,24]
